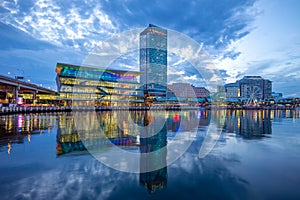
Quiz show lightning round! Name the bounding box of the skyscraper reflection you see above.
[53,109,275,194]
[139,111,167,193]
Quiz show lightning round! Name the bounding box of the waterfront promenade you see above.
[0,104,299,115]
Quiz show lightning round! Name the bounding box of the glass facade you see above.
[55,63,144,106]
[140,24,167,98]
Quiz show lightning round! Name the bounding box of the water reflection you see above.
[56,111,170,192]
[0,114,56,154]
[1,110,300,198]
[56,114,86,155]
[225,110,272,139]
[139,111,167,193]
[2,109,299,155]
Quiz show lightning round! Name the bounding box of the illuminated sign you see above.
[150,29,167,36]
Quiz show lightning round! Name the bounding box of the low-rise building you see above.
[55,63,144,107]
[225,83,240,98]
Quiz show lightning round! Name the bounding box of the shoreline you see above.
[0,105,299,115]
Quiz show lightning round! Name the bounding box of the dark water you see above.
[0,110,300,200]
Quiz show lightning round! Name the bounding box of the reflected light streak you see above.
[28,132,31,142]
[7,142,11,155]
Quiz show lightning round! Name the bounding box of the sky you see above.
[0,0,300,96]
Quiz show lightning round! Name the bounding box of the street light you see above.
[7,71,24,80]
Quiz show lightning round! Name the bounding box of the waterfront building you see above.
[162,83,210,104]
[166,83,210,103]
[55,63,144,106]
[167,83,195,98]
[140,24,167,99]
[193,86,210,98]
[225,76,272,102]
[224,83,240,98]
[239,76,272,100]
[167,83,210,98]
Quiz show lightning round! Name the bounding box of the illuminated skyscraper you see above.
[140,24,167,98]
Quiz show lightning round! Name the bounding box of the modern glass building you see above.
[140,24,167,100]
[55,63,144,106]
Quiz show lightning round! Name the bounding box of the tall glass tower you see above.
[140,24,167,98]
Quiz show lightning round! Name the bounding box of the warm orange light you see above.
[28,132,31,142]
[7,142,11,155]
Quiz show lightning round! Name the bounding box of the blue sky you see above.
[0,0,299,96]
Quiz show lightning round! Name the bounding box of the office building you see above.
[140,24,167,99]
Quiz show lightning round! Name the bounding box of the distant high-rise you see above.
[239,76,272,100]
[225,76,272,101]
[140,24,167,98]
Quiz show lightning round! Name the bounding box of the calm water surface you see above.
[0,110,300,200]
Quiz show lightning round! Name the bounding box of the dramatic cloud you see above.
[1,0,118,52]
[214,0,300,96]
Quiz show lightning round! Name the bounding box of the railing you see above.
[0,105,299,115]
[0,106,72,115]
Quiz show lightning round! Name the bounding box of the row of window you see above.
[59,85,143,96]
[59,77,139,88]
[59,93,143,101]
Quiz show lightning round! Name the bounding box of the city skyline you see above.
[0,0,300,96]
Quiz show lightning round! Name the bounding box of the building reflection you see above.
[56,115,86,155]
[55,111,169,192]
[139,111,167,193]
[55,110,209,193]
[54,109,297,193]
[56,112,141,155]
[224,110,272,138]
[0,113,56,154]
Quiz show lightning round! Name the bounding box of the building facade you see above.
[239,76,272,100]
[225,76,272,102]
[193,86,210,98]
[167,83,195,98]
[167,83,209,98]
[225,83,240,98]
[55,63,144,106]
[140,24,167,99]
